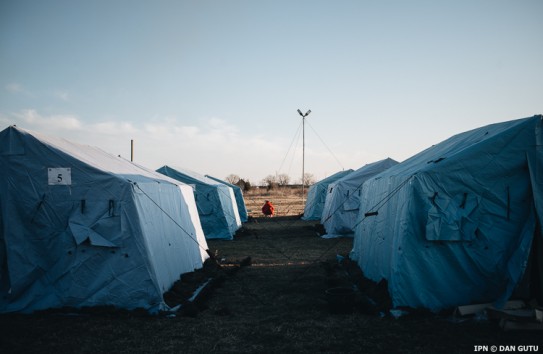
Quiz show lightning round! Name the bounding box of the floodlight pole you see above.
[297,109,311,206]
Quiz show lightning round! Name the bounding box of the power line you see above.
[277,120,303,176]
[306,120,344,171]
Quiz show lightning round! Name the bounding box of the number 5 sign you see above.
[48,167,72,185]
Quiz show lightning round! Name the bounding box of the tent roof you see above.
[375,116,539,178]
[2,126,181,185]
[334,158,398,184]
[313,169,354,185]
[205,175,240,190]
[157,165,222,187]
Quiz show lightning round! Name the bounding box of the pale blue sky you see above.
[1,0,542,183]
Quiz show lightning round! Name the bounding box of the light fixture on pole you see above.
[297,109,311,205]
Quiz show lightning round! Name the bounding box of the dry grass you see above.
[244,186,306,217]
[0,190,540,353]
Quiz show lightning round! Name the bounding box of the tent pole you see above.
[297,109,311,207]
[302,114,305,205]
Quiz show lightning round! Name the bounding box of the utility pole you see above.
[297,109,311,205]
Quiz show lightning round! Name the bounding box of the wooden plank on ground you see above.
[456,300,525,316]
[456,303,489,316]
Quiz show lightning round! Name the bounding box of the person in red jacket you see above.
[262,200,275,217]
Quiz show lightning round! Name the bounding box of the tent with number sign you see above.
[320,158,398,238]
[350,115,543,312]
[157,166,242,240]
[301,169,354,221]
[0,125,209,313]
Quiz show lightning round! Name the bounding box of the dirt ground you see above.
[0,191,541,353]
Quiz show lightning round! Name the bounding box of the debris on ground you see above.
[453,299,543,331]
[162,250,252,317]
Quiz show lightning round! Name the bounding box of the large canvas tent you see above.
[321,158,398,238]
[302,169,353,221]
[157,166,241,240]
[205,175,248,222]
[0,126,209,313]
[351,115,543,311]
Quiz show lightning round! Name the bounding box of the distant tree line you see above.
[225,173,315,191]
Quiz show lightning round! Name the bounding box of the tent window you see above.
[70,222,117,248]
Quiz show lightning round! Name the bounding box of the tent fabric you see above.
[205,175,248,222]
[321,158,398,238]
[350,115,543,312]
[157,166,241,240]
[302,170,354,221]
[0,126,209,313]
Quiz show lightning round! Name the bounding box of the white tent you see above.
[321,158,398,238]
[0,126,209,313]
[157,166,242,240]
[351,115,543,311]
[205,175,248,223]
[302,170,353,221]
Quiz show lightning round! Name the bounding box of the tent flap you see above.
[425,192,479,242]
[69,221,117,247]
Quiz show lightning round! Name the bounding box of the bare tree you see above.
[302,173,315,187]
[277,173,290,186]
[225,174,240,184]
[262,175,278,190]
